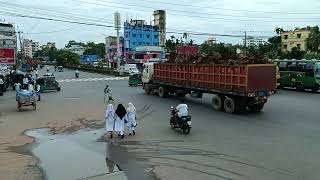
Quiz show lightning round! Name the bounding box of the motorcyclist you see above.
[46,66,49,72]
[174,99,189,121]
[54,66,57,71]
[75,69,79,78]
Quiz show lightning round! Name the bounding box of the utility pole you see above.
[17,26,23,68]
[114,12,121,70]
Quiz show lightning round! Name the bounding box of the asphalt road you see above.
[1,66,320,180]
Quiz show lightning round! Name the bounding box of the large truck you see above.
[142,63,277,113]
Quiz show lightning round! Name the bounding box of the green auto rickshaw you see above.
[36,76,61,92]
[129,73,142,86]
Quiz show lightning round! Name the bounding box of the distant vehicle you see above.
[43,73,55,77]
[142,63,277,114]
[128,73,142,86]
[58,66,63,72]
[274,60,320,92]
[124,64,139,74]
[0,74,9,92]
[92,62,99,67]
[16,90,37,111]
[36,76,61,92]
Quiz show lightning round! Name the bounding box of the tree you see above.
[307,26,320,52]
[83,42,105,58]
[275,27,284,35]
[34,46,58,62]
[56,50,80,65]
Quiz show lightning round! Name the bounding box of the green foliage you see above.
[83,42,105,57]
[304,52,320,60]
[280,47,305,59]
[200,43,240,58]
[34,46,58,62]
[56,50,80,66]
[307,26,320,52]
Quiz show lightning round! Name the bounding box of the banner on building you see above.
[0,48,15,64]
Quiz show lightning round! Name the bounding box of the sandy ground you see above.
[0,90,107,180]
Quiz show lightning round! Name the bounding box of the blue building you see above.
[124,20,160,56]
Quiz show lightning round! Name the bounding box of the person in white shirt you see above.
[35,70,38,78]
[175,100,189,120]
[23,77,29,90]
[15,82,21,91]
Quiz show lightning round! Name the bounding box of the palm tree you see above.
[275,27,284,35]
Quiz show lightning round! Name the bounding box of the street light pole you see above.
[114,12,121,70]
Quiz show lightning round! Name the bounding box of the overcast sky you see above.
[1,0,320,48]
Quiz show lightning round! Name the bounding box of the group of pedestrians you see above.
[105,103,137,139]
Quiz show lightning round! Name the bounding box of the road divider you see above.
[57,77,129,83]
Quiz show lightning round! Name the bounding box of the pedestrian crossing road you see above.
[57,77,129,83]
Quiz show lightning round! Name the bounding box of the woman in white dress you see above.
[114,104,127,139]
[105,104,115,138]
[127,102,137,136]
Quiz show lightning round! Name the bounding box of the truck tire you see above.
[158,86,168,98]
[296,83,304,92]
[311,85,319,93]
[224,97,236,114]
[144,84,151,94]
[212,95,223,111]
[250,103,264,112]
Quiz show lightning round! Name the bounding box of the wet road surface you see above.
[2,66,320,180]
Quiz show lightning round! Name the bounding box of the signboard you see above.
[80,55,99,64]
[135,46,164,52]
[0,48,15,64]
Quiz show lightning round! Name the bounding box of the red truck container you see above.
[142,63,277,113]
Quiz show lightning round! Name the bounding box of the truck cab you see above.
[142,63,155,84]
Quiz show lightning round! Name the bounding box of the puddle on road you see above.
[25,129,127,180]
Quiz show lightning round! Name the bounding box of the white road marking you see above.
[57,77,128,83]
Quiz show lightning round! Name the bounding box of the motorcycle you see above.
[170,106,192,134]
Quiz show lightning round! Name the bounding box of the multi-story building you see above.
[31,41,39,55]
[205,37,217,45]
[0,22,16,49]
[281,28,311,52]
[153,10,166,46]
[65,44,86,55]
[105,36,124,68]
[23,40,32,58]
[243,36,265,47]
[40,42,56,50]
[124,20,160,55]
[23,39,39,58]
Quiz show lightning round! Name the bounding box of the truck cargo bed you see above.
[154,63,276,94]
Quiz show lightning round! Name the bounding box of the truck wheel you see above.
[144,84,151,94]
[224,97,236,114]
[33,102,37,111]
[250,104,264,112]
[212,95,223,111]
[17,103,21,112]
[296,83,304,92]
[311,85,319,93]
[158,86,168,98]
